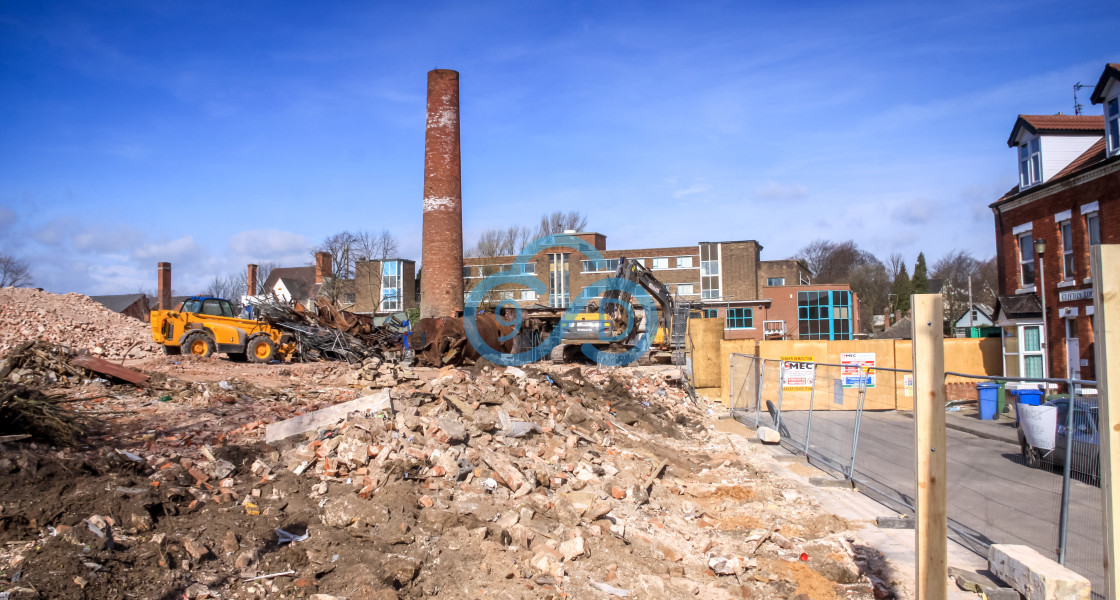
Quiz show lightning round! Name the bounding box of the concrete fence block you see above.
[988,544,1090,600]
[757,426,781,444]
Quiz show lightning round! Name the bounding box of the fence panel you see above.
[727,354,1105,597]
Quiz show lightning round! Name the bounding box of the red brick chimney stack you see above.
[315,252,332,284]
[420,69,465,319]
[157,262,171,310]
[247,264,258,296]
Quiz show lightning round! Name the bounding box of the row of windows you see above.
[463,289,539,302]
[1016,207,1101,288]
[464,263,536,278]
[797,290,853,341]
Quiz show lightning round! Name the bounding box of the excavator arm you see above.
[602,257,676,347]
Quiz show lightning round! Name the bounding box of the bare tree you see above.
[201,274,242,306]
[468,225,533,258]
[537,211,588,237]
[793,239,877,283]
[931,250,983,335]
[0,254,32,287]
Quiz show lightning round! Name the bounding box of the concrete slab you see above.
[988,544,1090,600]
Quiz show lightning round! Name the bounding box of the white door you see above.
[1065,318,1080,381]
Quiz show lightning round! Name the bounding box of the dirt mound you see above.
[0,288,159,360]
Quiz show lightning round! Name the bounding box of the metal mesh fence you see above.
[729,354,1105,597]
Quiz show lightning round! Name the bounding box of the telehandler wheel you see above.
[182,332,216,358]
[247,336,277,363]
[163,345,182,356]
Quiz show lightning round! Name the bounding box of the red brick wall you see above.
[993,166,1120,380]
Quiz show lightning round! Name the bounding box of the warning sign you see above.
[841,352,876,388]
[780,356,815,392]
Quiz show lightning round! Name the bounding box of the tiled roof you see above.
[1090,63,1120,104]
[996,294,1041,320]
[89,293,148,313]
[1007,114,1104,147]
[262,266,315,295]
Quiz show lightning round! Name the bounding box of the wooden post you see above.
[912,294,947,600]
[1092,244,1120,599]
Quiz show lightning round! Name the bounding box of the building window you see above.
[767,277,785,286]
[1001,323,1045,378]
[344,293,356,304]
[797,290,852,340]
[581,259,618,273]
[726,308,754,329]
[521,289,538,301]
[1108,97,1119,156]
[512,262,536,275]
[380,260,402,311]
[1060,220,1074,279]
[651,257,669,269]
[676,284,695,296]
[581,282,607,300]
[548,253,570,308]
[676,256,693,268]
[463,266,473,278]
[1018,232,1035,288]
[700,243,720,299]
[1019,138,1041,187]
[1087,212,1101,246]
[703,309,717,319]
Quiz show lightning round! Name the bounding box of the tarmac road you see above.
[753,409,1105,597]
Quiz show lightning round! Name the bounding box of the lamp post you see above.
[1034,238,1048,378]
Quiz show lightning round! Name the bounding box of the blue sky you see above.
[1,1,1117,295]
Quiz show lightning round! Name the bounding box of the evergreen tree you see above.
[912,252,929,294]
[890,263,911,315]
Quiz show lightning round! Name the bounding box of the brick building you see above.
[989,62,1120,382]
[462,232,860,341]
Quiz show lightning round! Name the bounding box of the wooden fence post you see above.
[1092,245,1119,599]
[912,294,947,599]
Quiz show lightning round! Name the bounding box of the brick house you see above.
[462,232,860,341]
[248,252,418,317]
[989,62,1120,383]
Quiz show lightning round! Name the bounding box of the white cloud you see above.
[227,229,312,263]
[754,181,808,201]
[671,183,711,199]
[0,206,14,230]
[132,235,202,262]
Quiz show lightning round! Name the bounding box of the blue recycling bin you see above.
[976,383,999,420]
[1011,388,1043,425]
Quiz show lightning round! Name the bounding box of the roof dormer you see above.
[1007,114,1104,190]
[1090,63,1120,157]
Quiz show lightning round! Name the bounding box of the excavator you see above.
[549,257,690,364]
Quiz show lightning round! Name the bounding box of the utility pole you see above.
[968,277,974,334]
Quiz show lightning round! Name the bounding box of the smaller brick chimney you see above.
[157,262,171,310]
[315,252,332,284]
[247,264,258,296]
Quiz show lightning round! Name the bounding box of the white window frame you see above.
[651,257,669,270]
[676,256,693,268]
[676,284,695,296]
[520,289,538,301]
[700,243,721,300]
[1057,217,1074,280]
[1107,96,1120,156]
[767,277,785,286]
[1017,232,1035,291]
[1019,137,1042,187]
[380,260,402,312]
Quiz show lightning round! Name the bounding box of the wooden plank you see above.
[69,354,150,386]
[911,294,947,600]
[265,389,392,443]
[1092,244,1120,600]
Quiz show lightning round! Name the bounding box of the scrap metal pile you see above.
[252,297,409,364]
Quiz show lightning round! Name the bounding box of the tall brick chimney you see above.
[315,252,332,284]
[420,69,465,319]
[157,262,171,310]
[247,264,258,296]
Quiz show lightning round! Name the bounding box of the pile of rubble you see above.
[0,287,160,360]
[0,364,890,599]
